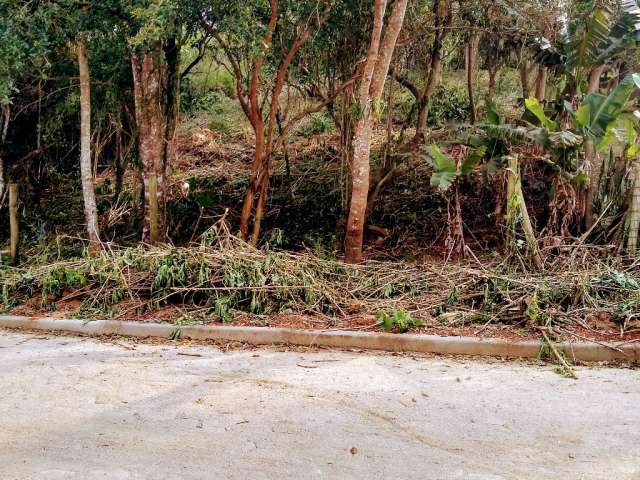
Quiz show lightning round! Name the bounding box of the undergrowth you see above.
[0,225,426,320]
[2,220,640,342]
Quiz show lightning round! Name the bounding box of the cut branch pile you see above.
[1,224,640,339]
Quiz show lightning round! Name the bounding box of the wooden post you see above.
[148,174,158,245]
[9,183,18,265]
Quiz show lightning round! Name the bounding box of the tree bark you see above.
[0,105,9,204]
[131,42,179,244]
[465,34,480,125]
[518,54,537,100]
[77,35,100,251]
[9,183,18,265]
[345,0,408,263]
[487,65,500,98]
[0,156,5,204]
[227,2,337,244]
[414,0,451,142]
[534,66,548,102]
[626,156,640,254]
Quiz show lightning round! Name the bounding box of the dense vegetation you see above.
[1,0,640,351]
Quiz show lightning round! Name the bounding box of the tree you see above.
[344,0,409,263]
[126,1,183,244]
[77,32,100,249]
[201,0,357,244]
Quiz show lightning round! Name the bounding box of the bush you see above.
[297,112,334,136]
[394,84,470,128]
[428,85,470,126]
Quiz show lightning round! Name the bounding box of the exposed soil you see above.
[7,301,640,346]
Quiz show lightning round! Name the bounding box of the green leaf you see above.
[566,9,611,74]
[485,97,501,125]
[525,98,557,131]
[461,145,487,176]
[425,146,457,191]
[376,311,394,331]
[578,74,640,143]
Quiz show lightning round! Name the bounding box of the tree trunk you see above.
[9,183,18,265]
[131,43,179,244]
[518,55,535,100]
[534,66,548,102]
[345,0,408,263]
[626,156,640,254]
[77,35,100,251]
[0,105,9,203]
[414,0,451,142]
[0,156,5,204]
[239,130,266,241]
[487,65,500,97]
[465,34,480,125]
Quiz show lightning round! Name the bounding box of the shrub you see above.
[297,112,334,136]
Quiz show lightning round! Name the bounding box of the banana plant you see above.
[424,144,488,191]
[564,0,640,87]
[422,143,488,258]
[522,74,640,152]
[566,73,640,145]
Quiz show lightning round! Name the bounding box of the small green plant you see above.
[298,112,333,136]
[376,309,423,333]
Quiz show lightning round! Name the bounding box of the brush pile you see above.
[1,223,640,337]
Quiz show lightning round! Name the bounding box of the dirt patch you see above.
[7,305,640,346]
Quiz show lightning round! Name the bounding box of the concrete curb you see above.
[0,315,638,362]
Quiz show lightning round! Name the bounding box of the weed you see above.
[377,309,424,333]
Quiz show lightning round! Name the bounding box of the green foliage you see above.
[424,145,487,191]
[565,3,640,85]
[571,74,640,144]
[429,85,471,126]
[297,112,334,136]
[461,145,488,176]
[485,97,501,126]
[396,84,470,127]
[525,98,558,131]
[0,0,59,104]
[376,309,423,333]
[426,146,457,191]
[0,238,428,318]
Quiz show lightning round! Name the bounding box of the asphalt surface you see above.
[1,330,638,480]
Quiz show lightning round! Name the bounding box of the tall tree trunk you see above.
[0,156,5,204]
[487,64,500,98]
[77,35,100,251]
[465,34,480,125]
[518,53,536,100]
[0,105,9,203]
[626,155,640,254]
[239,126,266,241]
[131,40,179,244]
[414,0,451,142]
[534,66,548,101]
[132,51,166,244]
[345,0,408,263]
[9,183,18,265]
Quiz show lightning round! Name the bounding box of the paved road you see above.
[0,330,638,480]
